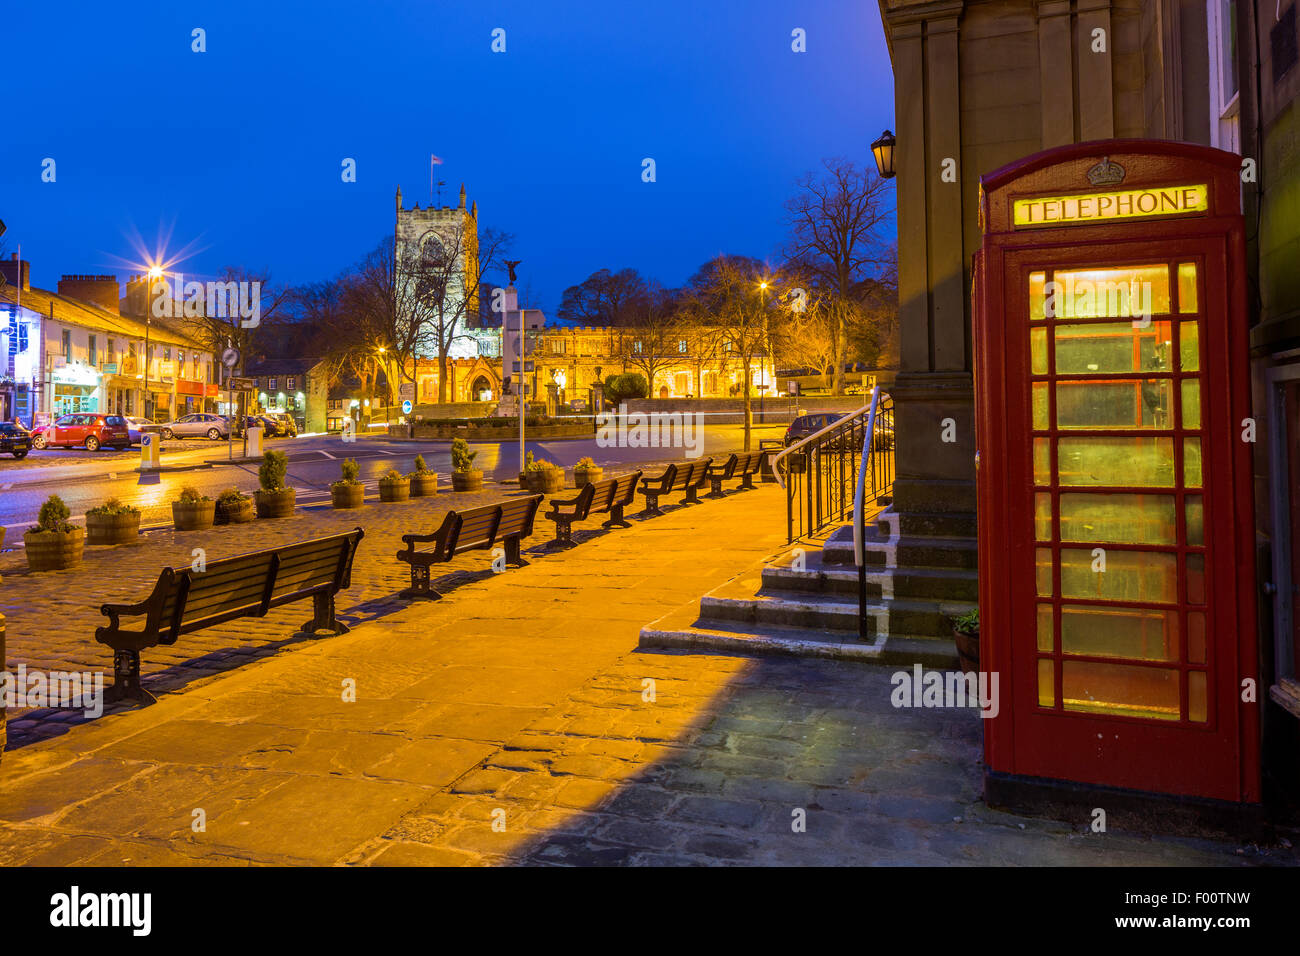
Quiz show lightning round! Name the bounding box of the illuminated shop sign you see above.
[1013,185,1208,227]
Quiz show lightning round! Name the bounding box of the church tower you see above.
[394,183,479,331]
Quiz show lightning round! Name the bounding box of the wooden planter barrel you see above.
[379,478,411,502]
[452,469,483,492]
[24,528,85,571]
[954,627,980,675]
[573,466,603,488]
[86,511,141,546]
[172,499,216,531]
[524,470,565,494]
[255,487,296,519]
[410,473,439,497]
[331,483,365,509]
[215,497,256,524]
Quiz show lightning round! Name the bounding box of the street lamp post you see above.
[144,266,163,421]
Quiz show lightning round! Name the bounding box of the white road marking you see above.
[319,451,337,460]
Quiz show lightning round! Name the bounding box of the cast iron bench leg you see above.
[505,536,525,566]
[642,492,661,516]
[741,472,755,490]
[105,648,154,705]
[399,563,439,600]
[684,485,701,505]
[708,476,724,497]
[301,592,350,636]
[552,518,575,548]
[602,503,630,529]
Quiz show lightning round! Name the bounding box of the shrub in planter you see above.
[378,467,411,502]
[410,454,438,497]
[451,437,482,492]
[951,608,980,674]
[215,487,255,524]
[255,450,296,518]
[85,497,142,546]
[24,495,84,571]
[172,485,216,531]
[331,458,365,509]
[573,456,603,488]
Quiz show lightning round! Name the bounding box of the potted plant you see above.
[410,454,438,497]
[573,456,603,488]
[523,457,565,494]
[951,608,980,674]
[331,458,365,509]
[378,467,411,502]
[24,495,84,572]
[85,497,141,546]
[255,449,296,518]
[215,487,255,524]
[172,485,216,531]
[451,437,482,492]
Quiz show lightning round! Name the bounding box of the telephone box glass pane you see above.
[1189,671,1208,722]
[1038,658,1055,705]
[1179,321,1200,370]
[1061,605,1180,661]
[1177,263,1198,313]
[1033,383,1049,429]
[1035,493,1052,539]
[1029,271,1047,320]
[1038,604,1054,652]
[1186,553,1206,604]
[1036,548,1053,596]
[1186,496,1204,546]
[1184,437,1202,487]
[1056,380,1173,429]
[1057,437,1175,486]
[1054,321,1174,374]
[1062,661,1181,720]
[1031,329,1048,372]
[1188,612,1207,663]
[1059,548,1178,602]
[1181,380,1202,428]
[1059,493,1177,544]
[1034,438,1051,484]
[1048,266,1171,318]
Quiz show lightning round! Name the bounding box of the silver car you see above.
[154,413,230,440]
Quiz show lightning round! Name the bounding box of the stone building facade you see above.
[394,183,479,346]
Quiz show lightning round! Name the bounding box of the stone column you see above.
[886,1,977,522]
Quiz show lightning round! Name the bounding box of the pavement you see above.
[0,481,1296,866]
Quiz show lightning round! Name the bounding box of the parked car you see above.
[0,421,33,459]
[156,413,230,441]
[31,413,131,451]
[783,413,849,447]
[239,414,279,437]
[124,416,154,445]
[263,412,299,438]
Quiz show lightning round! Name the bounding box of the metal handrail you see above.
[771,403,870,490]
[853,386,885,569]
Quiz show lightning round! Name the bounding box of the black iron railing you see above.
[773,389,894,545]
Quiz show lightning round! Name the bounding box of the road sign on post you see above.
[402,399,413,415]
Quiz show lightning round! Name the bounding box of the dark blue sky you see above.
[2,0,894,315]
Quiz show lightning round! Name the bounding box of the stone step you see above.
[882,596,978,637]
[700,578,873,633]
[762,554,978,602]
[639,602,958,667]
[892,510,979,539]
[825,534,979,570]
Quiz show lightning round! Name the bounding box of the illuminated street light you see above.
[871,129,897,179]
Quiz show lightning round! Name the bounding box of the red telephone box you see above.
[973,140,1260,804]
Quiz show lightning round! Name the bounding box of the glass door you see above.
[1027,259,1208,723]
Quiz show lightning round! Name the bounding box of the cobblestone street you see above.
[0,482,1296,866]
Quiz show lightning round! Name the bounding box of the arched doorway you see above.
[470,375,492,401]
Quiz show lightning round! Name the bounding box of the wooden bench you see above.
[545,471,643,546]
[638,457,713,515]
[95,528,365,704]
[706,451,766,496]
[396,494,543,598]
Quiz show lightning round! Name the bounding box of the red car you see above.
[31,413,131,451]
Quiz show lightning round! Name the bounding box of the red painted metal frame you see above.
[974,140,1260,803]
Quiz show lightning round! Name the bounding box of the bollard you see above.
[139,432,160,470]
[246,425,264,458]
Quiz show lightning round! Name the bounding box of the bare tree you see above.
[178,266,290,375]
[614,281,683,396]
[783,157,894,394]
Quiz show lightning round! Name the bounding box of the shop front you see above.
[974,141,1259,806]
[48,362,103,416]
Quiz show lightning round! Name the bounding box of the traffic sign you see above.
[228,376,256,390]
[221,347,240,369]
[402,400,413,415]
[398,383,415,402]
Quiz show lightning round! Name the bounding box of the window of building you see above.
[163,347,171,362]
[1207,0,1241,153]
[62,329,71,362]
[288,376,296,390]
[106,339,116,363]
[633,340,644,354]
[678,339,688,354]
[88,335,97,366]
[269,377,277,391]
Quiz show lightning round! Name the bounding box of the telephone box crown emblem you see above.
[1086,157,1126,186]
